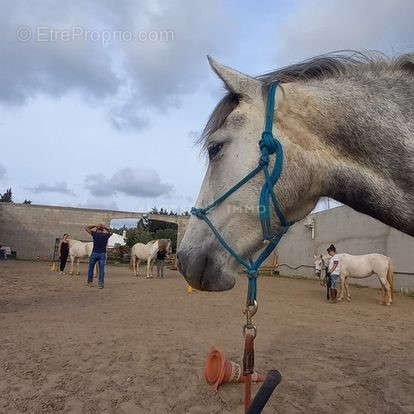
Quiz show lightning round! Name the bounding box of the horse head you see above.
[177,57,323,291]
[313,254,324,276]
[158,239,171,254]
[178,53,414,292]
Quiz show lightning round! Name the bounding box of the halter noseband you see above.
[191,81,293,304]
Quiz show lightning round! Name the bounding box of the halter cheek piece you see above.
[191,81,293,304]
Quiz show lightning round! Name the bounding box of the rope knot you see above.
[190,207,206,218]
[259,131,278,155]
[247,268,258,279]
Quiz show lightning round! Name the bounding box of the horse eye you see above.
[208,143,223,160]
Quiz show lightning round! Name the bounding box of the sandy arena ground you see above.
[0,261,413,414]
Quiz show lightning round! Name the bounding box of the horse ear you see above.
[207,55,263,99]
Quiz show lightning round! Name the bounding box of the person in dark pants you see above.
[0,242,7,260]
[156,248,167,278]
[325,269,332,301]
[327,244,340,302]
[84,224,112,288]
[59,233,70,274]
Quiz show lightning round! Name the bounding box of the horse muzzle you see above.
[177,247,235,291]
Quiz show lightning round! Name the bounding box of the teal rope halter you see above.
[191,81,293,305]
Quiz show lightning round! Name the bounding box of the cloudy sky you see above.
[1,0,413,213]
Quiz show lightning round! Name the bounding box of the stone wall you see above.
[1,202,412,291]
[0,203,189,260]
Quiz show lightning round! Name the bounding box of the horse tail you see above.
[386,257,394,300]
[129,252,133,269]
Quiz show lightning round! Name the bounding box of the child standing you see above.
[156,248,167,278]
[327,244,341,302]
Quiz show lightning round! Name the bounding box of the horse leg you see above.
[146,259,151,278]
[380,284,386,305]
[77,258,81,275]
[69,256,74,275]
[337,275,345,301]
[379,275,392,306]
[132,255,137,276]
[136,259,141,277]
[344,278,351,301]
[377,277,386,304]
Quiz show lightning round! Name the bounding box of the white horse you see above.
[177,53,413,291]
[68,239,93,275]
[313,254,331,286]
[315,253,394,305]
[131,239,171,278]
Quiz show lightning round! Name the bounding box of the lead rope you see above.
[243,301,257,412]
[191,81,293,308]
[192,81,292,413]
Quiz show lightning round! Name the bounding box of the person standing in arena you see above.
[84,223,112,288]
[59,233,70,274]
[156,247,167,278]
[327,244,341,302]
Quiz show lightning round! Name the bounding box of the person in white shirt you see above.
[327,244,340,302]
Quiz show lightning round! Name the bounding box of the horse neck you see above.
[278,79,414,236]
[328,162,413,235]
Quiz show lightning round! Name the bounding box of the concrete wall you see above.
[0,203,189,260]
[1,202,412,290]
[271,206,414,291]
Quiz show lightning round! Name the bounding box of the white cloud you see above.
[0,0,238,129]
[27,181,75,196]
[84,167,173,198]
[275,0,414,65]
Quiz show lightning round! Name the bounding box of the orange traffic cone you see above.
[204,346,265,390]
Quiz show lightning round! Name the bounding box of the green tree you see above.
[147,219,176,233]
[125,222,178,252]
[125,228,154,247]
[137,218,146,229]
[0,188,12,203]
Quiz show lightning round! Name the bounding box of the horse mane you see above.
[200,51,414,144]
